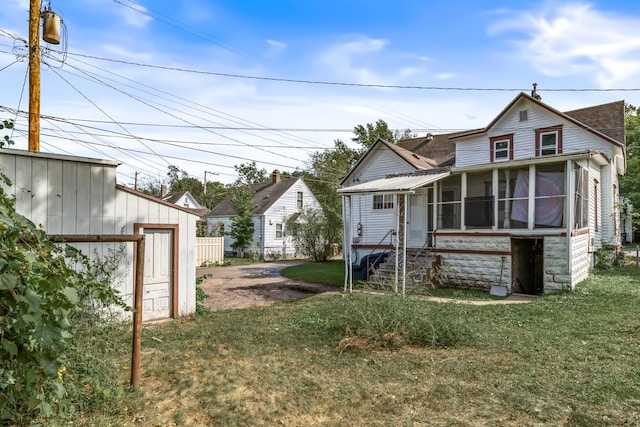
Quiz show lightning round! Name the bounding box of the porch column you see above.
[461,172,467,231]
[342,195,353,293]
[566,160,574,289]
[401,193,408,296]
[492,169,499,231]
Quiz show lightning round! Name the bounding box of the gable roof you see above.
[116,185,202,217]
[341,138,437,185]
[396,132,465,167]
[564,100,625,145]
[160,191,190,204]
[451,92,625,148]
[208,178,300,216]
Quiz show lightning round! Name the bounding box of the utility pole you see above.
[203,171,218,194]
[28,0,40,152]
[134,171,139,190]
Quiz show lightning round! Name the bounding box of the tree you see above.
[233,161,269,186]
[167,165,204,197]
[287,208,337,262]
[620,104,640,238]
[228,186,256,258]
[352,119,395,150]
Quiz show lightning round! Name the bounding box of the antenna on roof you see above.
[531,83,542,100]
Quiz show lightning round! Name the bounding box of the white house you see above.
[339,92,626,295]
[0,148,199,322]
[160,190,203,210]
[207,170,320,259]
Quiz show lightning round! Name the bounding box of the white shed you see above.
[0,148,199,322]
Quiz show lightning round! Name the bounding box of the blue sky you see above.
[1,0,640,185]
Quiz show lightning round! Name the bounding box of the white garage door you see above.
[142,229,173,321]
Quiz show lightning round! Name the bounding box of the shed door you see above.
[142,229,173,321]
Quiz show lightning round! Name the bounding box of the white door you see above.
[408,192,426,247]
[142,229,172,321]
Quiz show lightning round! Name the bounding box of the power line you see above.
[62,50,640,92]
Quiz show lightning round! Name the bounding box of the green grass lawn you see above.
[70,267,640,426]
[280,259,345,287]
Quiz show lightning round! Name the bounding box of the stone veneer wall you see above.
[434,234,512,292]
[570,232,591,288]
[435,233,574,293]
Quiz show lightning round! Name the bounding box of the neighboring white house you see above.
[0,148,199,322]
[339,91,626,294]
[207,170,320,259]
[160,190,203,210]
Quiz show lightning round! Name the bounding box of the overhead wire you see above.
[64,53,330,150]
[49,66,172,170]
[58,59,311,165]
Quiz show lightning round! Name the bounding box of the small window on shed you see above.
[276,223,283,238]
[297,191,303,209]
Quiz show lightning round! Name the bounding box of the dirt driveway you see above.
[196,260,341,311]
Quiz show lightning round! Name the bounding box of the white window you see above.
[275,223,283,238]
[490,134,513,162]
[373,194,394,210]
[297,191,303,209]
[536,126,562,156]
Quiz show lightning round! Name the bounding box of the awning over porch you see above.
[337,170,450,195]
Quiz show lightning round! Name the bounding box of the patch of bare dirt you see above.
[196,260,339,311]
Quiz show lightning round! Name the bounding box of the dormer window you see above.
[490,134,513,162]
[535,126,563,156]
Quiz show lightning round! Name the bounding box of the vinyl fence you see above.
[196,237,224,267]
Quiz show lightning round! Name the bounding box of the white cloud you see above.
[118,2,152,28]
[488,2,640,87]
[316,36,390,85]
[436,73,456,80]
[266,39,287,57]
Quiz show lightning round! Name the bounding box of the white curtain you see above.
[511,170,564,227]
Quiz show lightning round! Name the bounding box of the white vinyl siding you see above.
[0,149,198,319]
[456,99,617,168]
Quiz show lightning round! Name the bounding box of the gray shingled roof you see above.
[208,178,300,216]
[161,191,189,204]
[564,100,625,145]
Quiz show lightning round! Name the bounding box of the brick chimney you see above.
[272,169,280,184]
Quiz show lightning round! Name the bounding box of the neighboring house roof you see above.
[160,191,189,204]
[396,131,465,167]
[208,178,300,216]
[117,185,201,217]
[564,100,625,145]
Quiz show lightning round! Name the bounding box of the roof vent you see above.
[519,110,528,121]
[426,133,434,142]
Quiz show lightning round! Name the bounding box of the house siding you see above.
[208,179,320,259]
[343,144,417,255]
[456,100,616,168]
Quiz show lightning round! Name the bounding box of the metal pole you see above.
[28,0,40,152]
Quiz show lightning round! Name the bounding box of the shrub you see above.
[337,294,472,351]
[0,124,127,424]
